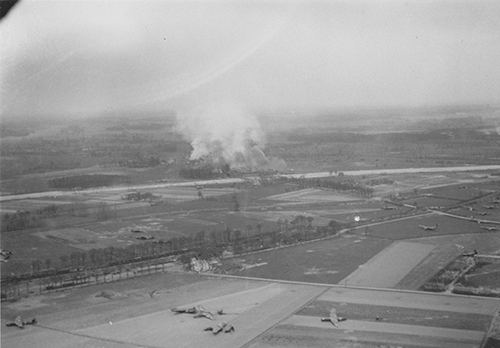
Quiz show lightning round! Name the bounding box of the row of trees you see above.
[1,204,60,232]
[1,202,117,232]
[277,175,374,197]
[48,174,126,189]
[179,163,231,179]
[7,217,345,282]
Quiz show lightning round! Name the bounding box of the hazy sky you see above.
[1,0,500,117]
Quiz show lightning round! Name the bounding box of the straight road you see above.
[2,164,500,202]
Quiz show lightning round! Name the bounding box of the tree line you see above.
[271,175,374,197]
[1,202,117,232]
[4,217,345,283]
[48,174,127,189]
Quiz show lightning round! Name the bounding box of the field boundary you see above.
[197,272,500,302]
[338,241,436,287]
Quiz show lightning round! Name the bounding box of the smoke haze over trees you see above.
[177,102,286,171]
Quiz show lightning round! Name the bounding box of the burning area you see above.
[176,102,286,175]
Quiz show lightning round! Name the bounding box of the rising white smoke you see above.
[176,102,286,171]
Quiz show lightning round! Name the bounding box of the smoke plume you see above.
[176,102,286,171]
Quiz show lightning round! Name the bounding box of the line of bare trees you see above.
[4,217,345,284]
[262,175,374,197]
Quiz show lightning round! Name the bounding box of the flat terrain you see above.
[2,272,499,348]
[339,241,436,287]
[250,286,500,348]
[223,234,392,284]
[2,168,500,346]
[220,210,500,287]
[266,188,361,203]
[2,166,499,277]
[460,260,500,289]
[360,213,489,240]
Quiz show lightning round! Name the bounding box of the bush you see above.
[452,285,500,297]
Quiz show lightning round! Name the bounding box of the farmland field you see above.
[33,210,281,249]
[2,110,500,347]
[265,188,361,203]
[1,231,81,274]
[4,271,498,348]
[2,172,499,282]
[358,213,487,240]
[400,196,461,208]
[297,301,492,331]
[338,241,436,287]
[419,184,488,201]
[223,234,392,284]
[248,286,498,348]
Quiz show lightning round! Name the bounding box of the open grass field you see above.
[366,172,498,201]
[265,188,361,203]
[338,241,436,287]
[144,186,239,202]
[240,200,414,226]
[393,232,500,290]
[400,196,461,208]
[359,213,487,240]
[35,226,138,250]
[1,206,281,275]
[450,207,500,222]
[0,186,240,213]
[249,286,499,348]
[238,209,332,226]
[394,235,474,290]
[1,274,323,348]
[297,300,492,331]
[0,198,75,213]
[2,169,499,284]
[0,231,81,275]
[223,234,392,284]
[31,209,281,250]
[252,324,481,348]
[420,184,489,201]
[3,271,499,348]
[475,180,500,191]
[319,205,414,224]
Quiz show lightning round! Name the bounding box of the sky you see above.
[1,0,500,118]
